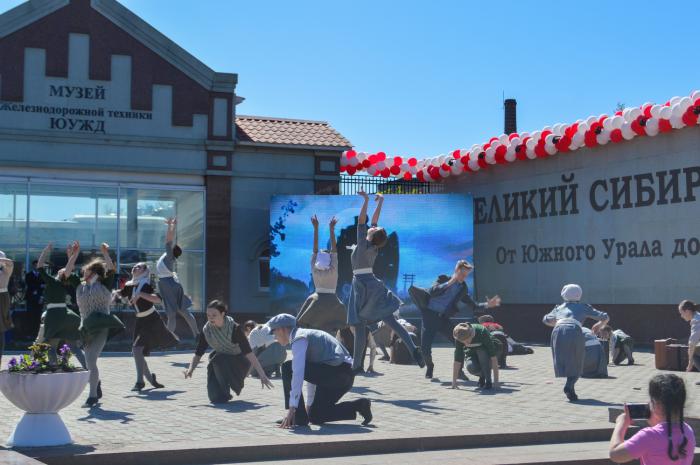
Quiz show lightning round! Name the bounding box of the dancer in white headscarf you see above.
[543,284,609,401]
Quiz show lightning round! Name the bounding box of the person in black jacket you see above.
[409,260,501,379]
[25,260,46,340]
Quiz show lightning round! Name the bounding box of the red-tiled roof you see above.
[235,115,352,149]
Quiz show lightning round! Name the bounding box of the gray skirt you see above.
[582,342,608,378]
[551,323,584,378]
[0,292,11,333]
[347,273,402,326]
[297,292,347,334]
[159,277,185,314]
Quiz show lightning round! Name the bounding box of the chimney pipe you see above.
[504,98,517,135]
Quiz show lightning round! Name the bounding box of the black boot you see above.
[356,399,373,426]
[96,380,103,399]
[84,396,98,407]
[131,382,145,392]
[149,373,164,389]
[413,348,426,368]
[424,355,434,379]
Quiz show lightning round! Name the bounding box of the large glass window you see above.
[2,180,206,317]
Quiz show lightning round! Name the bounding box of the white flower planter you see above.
[0,370,89,447]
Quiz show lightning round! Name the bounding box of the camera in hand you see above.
[627,403,651,419]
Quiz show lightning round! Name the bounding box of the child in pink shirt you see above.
[609,374,695,464]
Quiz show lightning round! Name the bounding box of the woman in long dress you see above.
[296,216,346,334]
[77,243,125,407]
[115,262,179,392]
[184,300,272,404]
[34,242,86,368]
[543,284,609,401]
[347,191,424,373]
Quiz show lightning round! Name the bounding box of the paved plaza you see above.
[1,345,698,456]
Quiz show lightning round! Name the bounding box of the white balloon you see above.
[585,116,598,126]
[376,161,386,170]
[439,168,450,178]
[498,134,510,145]
[621,123,636,140]
[509,137,521,147]
[670,114,685,129]
[525,145,537,159]
[650,105,662,119]
[541,126,552,134]
[671,104,684,118]
[691,90,700,102]
[409,166,418,175]
[610,116,624,129]
[670,96,682,106]
[400,163,409,171]
[577,122,589,133]
[660,106,672,120]
[572,132,585,147]
[505,151,517,162]
[552,123,563,136]
[519,131,530,140]
[596,131,610,145]
[602,117,614,131]
[450,163,461,175]
[645,118,659,137]
[485,147,496,164]
[627,107,642,120]
[460,149,470,157]
[545,142,557,155]
[438,154,447,165]
[679,97,693,112]
[467,159,480,171]
[530,130,542,142]
[526,138,537,150]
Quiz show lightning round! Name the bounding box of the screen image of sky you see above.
[270,194,473,291]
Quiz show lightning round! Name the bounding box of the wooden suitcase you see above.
[666,344,690,371]
[654,338,677,370]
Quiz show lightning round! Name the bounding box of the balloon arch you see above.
[341,90,700,182]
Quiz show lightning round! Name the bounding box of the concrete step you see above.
[205,442,700,465]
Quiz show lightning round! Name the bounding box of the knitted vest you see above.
[202,316,242,355]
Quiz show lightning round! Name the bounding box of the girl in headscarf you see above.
[77,243,125,407]
[184,300,272,404]
[34,242,86,368]
[347,191,424,373]
[296,216,347,334]
[114,262,179,392]
[543,284,609,401]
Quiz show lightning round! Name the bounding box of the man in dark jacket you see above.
[24,260,45,340]
[409,260,501,379]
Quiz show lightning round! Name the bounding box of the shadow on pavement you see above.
[288,423,374,435]
[188,400,268,413]
[350,386,384,396]
[125,389,186,401]
[571,398,619,407]
[370,398,452,414]
[77,407,134,424]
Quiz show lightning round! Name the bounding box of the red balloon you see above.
[695,99,700,107]
[658,119,672,133]
[489,137,499,144]
[460,156,469,165]
[540,129,552,139]
[631,117,647,136]
[556,135,571,152]
[515,145,527,161]
[346,166,356,175]
[390,165,401,176]
[340,165,347,172]
[477,159,488,169]
[584,130,598,147]
[416,171,425,182]
[355,163,363,171]
[452,149,461,159]
[598,115,608,124]
[441,163,450,171]
[369,155,378,164]
[362,159,371,168]
[403,172,412,181]
[508,133,520,140]
[377,152,387,161]
[615,110,623,116]
[346,150,357,159]
[495,145,507,164]
[429,169,440,180]
[408,157,417,167]
[683,110,698,126]
[609,129,623,143]
[643,105,653,119]
[393,156,403,166]
[535,143,548,158]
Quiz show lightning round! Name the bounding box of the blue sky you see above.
[2,0,697,160]
[270,194,473,287]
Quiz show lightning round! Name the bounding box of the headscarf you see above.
[561,284,583,302]
[126,263,151,294]
[314,251,332,271]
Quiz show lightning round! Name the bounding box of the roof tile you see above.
[235,115,352,148]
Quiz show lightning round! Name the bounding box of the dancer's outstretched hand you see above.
[329,216,338,229]
[260,375,274,390]
[375,193,383,202]
[486,295,501,308]
[358,190,369,200]
[310,215,319,228]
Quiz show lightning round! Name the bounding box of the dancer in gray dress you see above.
[543,284,609,401]
[0,250,14,367]
[347,191,424,373]
[157,218,199,339]
[296,216,347,334]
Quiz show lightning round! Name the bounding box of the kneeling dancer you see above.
[185,300,272,403]
[269,313,372,428]
[452,322,500,390]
